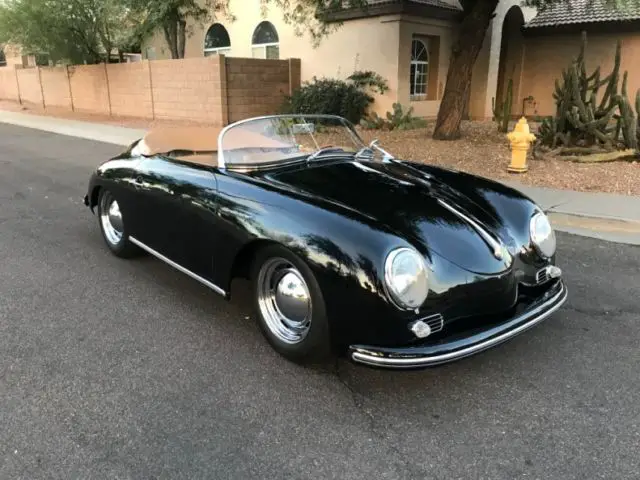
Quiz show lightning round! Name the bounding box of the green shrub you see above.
[281,71,389,125]
[346,70,389,95]
[361,103,428,131]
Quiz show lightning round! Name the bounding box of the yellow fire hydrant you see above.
[506,117,536,173]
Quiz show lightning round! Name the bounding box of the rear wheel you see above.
[251,244,333,366]
[97,189,139,258]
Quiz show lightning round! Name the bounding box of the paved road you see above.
[1,124,639,480]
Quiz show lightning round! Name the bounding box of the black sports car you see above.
[84,114,567,369]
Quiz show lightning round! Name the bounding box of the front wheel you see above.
[251,245,333,366]
[97,189,140,258]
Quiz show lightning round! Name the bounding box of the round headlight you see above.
[530,211,556,258]
[384,247,429,310]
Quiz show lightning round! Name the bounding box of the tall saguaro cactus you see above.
[538,31,638,151]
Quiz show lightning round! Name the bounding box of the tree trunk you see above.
[433,0,500,140]
[177,19,187,58]
[163,21,179,59]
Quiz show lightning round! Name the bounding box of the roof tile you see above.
[525,0,640,28]
[345,0,462,11]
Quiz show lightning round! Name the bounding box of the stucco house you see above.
[514,0,640,116]
[0,43,38,68]
[142,0,536,120]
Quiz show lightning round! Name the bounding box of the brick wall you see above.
[226,58,298,123]
[40,67,72,110]
[106,61,153,118]
[16,67,42,105]
[0,68,19,101]
[0,56,301,125]
[150,57,224,124]
[68,64,111,115]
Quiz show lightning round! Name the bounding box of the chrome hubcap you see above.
[100,192,123,245]
[257,258,312,344]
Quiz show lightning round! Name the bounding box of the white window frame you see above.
[204,46,231,56]
[251,42,279,59]
[410,38,429,99]
[204,23,231,57]
[251,21,280,60]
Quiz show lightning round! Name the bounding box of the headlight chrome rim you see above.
[529,211,556,259]
[384,247,429,310]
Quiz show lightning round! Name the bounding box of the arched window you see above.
[204,23,231,56]
[410,39,429,97]
[251,21,279,59]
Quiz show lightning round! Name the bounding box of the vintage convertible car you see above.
[84,114,567,369]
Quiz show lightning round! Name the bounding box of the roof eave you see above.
[523,17,640,35]
[319,2,463,23]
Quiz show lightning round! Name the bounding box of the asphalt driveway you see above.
[0,123,638,480]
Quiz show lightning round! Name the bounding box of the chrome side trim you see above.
[437,198,506,261]
[351,282,567,368]
[129,236,227,297]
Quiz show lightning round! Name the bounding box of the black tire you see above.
[96,188,140,258]
[250,244,333,366]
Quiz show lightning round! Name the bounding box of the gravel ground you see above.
[2,100,640,196]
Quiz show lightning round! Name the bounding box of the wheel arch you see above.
[229,238,281,284]
[89,185,102,212]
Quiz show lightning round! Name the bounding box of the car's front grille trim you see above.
[422,314,444,334]
[536,268,550,285]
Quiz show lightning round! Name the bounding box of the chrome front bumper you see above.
[349,279,568,369]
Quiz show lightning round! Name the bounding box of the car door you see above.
[133,156,220,282]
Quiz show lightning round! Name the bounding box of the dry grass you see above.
[2,100,639,196]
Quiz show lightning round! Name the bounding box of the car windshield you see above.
[218,115,381,169]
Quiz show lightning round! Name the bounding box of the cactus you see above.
[616,72,637,150]
[635,88,640,147]
[539,31,635,150]
[361,103,427,131]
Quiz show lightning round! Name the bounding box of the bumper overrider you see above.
[349,279,568,369]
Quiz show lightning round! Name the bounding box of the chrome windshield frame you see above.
[216,114,371,170]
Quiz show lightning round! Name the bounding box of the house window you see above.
[410,38,429,98]
[251,21,279,59]
[204,23,231,56]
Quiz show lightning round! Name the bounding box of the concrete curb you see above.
[548,211,640,246]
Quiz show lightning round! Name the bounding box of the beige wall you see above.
[142,4,404,115]
[68,64,111,115]
[518,32,640,117]
[40,66,72,109]
[468,1,537,119]
[107,61,154,119]
[0,68,20,101]
[16,67,43,106]
[141,1,463,118]
[398,16,455,117]
[150,57,225,123]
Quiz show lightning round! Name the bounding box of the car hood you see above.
[263,159,522,275]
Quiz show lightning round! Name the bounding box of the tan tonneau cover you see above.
[137,125,293,156]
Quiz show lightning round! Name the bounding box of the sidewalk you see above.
[2,109,640,245]
[0,110,146,146]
